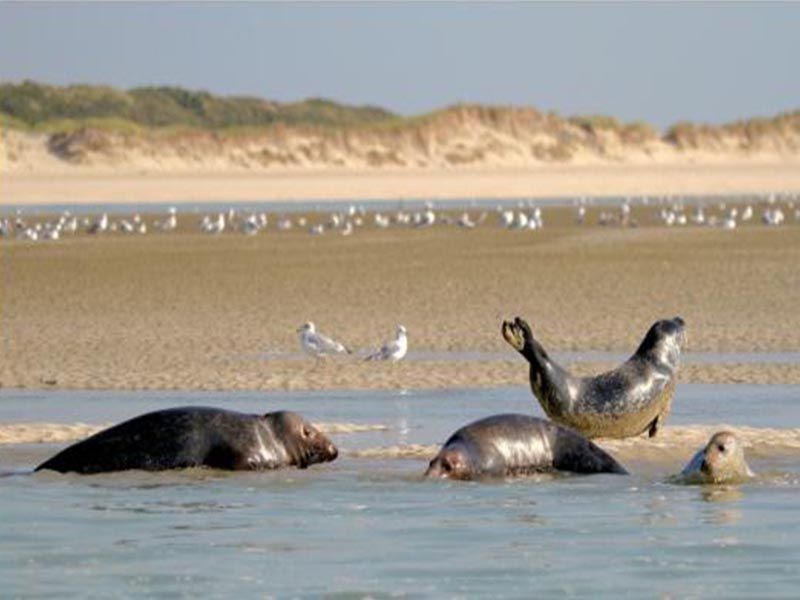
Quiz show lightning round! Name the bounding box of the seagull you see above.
[87,213,108,234]
[365,325,408,362]
[240,213,261,235]
[201,213,225,234]
[457,213,476,229]
[297,322,351,358]
[156,207,178,232]
[374,213,390,228]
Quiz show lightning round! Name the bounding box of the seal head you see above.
[679,431,753,484]
[424,445,475,480]
[266,410,338,469]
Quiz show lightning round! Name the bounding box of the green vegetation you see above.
[665,111,800,148]
[568,115,658,141]
[1,81,797,147]
[0,80,396,132]
[569,114,623,131]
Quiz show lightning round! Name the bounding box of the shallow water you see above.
[2,385,800,597]
[2,191,771,217]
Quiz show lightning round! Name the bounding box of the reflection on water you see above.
[1,385,799,596]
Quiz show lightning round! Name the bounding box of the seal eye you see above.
[717,444,726,453]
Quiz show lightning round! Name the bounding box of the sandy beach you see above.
[2,202,799,396]
[6,162,800,205]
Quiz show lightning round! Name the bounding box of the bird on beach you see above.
[87,213,109,234]
[156,207,178,232]
[297,322,351,358]
[365,325,408,362]
[201,213,226,234]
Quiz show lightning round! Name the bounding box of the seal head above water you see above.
[424,413,627,480]
[35,407,338,474]
[679,431,753,484]
[502,316,686,439]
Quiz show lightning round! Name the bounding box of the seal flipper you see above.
[551,427,629,475]
[647,415,661,438]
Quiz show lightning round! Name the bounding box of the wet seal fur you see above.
[502,316,686,439]
[35,407,338,474]
[424,414,627,480]
[679,431,754,484]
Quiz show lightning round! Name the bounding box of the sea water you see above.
[2,385,799,597]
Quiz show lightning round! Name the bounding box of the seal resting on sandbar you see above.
[502,316,686,439]
[678,431,754,484]
[35,407,338,474]
[424,414,627,480]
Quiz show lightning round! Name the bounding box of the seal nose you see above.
[328,443,338,460]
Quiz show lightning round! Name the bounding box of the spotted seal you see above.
[35,407,338,474]
[424,414,627,480]
[502,316,685,439]
[679,431,754,484]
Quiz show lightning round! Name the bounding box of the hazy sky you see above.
[1,2,798,127]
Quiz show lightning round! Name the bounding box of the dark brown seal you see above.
[679,431,754,484]
[35,407,338,474]
[502,316,686,438]
[424,413,627,480]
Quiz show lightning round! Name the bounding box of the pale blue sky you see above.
[1,2,797,127]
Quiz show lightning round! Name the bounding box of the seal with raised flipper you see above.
[502,316,686,439]
[424,413,627,480]
[678,431,754,484]
[35,407,338,474]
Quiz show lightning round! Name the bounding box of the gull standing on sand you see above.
[297,322,351,358]
[365,325,408,362]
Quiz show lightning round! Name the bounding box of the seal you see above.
[424,413,627,480]
[679,431,754,484]
[502,316,686,438]
[34,407,338,474]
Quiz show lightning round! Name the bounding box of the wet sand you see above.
[2,207,799,393]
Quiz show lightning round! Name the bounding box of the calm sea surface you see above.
[2,385,799,598]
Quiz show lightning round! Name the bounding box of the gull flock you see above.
[2,192,799,243]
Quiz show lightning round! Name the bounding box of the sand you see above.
[5,161,800,205]
[2,203,799,397]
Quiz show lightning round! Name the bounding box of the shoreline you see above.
[5,162,800,205]
[4,360,800,393]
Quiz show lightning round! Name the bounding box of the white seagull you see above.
[365,325,408,362]
[297,322,351,358]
